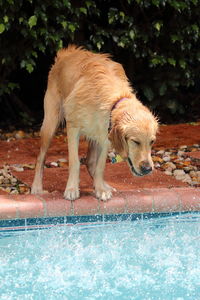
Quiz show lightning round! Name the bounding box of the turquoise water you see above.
[0,213,200,300]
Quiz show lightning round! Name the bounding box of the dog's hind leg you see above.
[64,125,80,200]
[31,89,61,194]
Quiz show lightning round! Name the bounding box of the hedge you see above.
[0,0,200,125]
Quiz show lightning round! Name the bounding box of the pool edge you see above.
[0,187,199,221]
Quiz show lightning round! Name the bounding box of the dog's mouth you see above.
[127,157,142,177]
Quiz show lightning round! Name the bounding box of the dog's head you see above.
[109,110,158,176]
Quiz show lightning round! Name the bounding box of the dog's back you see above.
[48,45,132,108]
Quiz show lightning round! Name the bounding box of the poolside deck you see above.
[0,123,200,220]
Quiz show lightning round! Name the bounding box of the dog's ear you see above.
[109,124,128,158]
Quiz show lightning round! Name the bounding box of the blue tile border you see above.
[0,211,199,233]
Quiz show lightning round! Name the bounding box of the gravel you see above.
[0,130,199,194]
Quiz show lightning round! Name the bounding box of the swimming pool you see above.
[0,212,200,299]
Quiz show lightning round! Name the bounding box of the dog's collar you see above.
[111,97,129,112]
[108,97,129,132]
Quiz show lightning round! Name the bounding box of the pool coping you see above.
[0,187,199,221]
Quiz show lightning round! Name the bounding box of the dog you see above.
[31,45,158,201]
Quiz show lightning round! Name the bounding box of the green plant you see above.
[0,0,199,124]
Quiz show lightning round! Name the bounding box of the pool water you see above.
[0,213,200,300]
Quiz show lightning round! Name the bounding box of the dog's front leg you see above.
[86,140,101,178]
[93,140,115,201]
[64,126,80,200]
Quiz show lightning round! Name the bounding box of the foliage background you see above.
[0,0,200,128]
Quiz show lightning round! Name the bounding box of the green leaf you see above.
[79,7,87,14]
[68,23,76,32]
[0,24,5,34]
[3,16,9,23]
[168,58,176,66]
[118,41,125,48]
[166,100,177,114]
[58,40,63,49]
[61,21,67,29]
[19,17,24,24]
[96,42,102,50]
[26,63,34,73]
[179,59,186,69]
[28,15,37,29]
[143,87,154,101]
[159,83,167,96]
[152,0,160,7]
[129,30,135,39]
[154,21,163,31]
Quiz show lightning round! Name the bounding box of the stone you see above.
[58,158,68,163]
[152,156,163,163]
[173,169,185,177]
[154,162,161,168]
[164,170,172,176]
[163,162,176,170]
[12,166,24,172]
[50,162,58,167]
[189,170,197,177]
[177,150,185,156]
[163,156,171,162]
[156,150,165,155]
[15,130,26,139]
[195,171,200,178]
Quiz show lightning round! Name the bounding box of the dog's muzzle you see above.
[127,157,142,176]
[127,158,152,176]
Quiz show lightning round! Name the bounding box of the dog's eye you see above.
[133,140,140,146]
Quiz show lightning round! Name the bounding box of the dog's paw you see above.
[64,188,80,201]
[31,186,48,195]
[95,189,113,201]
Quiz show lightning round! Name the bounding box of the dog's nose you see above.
[140,161,152,175]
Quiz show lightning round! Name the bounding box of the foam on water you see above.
[0,213,200,299]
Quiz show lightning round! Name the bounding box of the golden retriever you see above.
[31,45,158,201]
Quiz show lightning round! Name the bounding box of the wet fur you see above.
[31,45,158,201]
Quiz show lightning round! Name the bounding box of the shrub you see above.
[0,0,199,125]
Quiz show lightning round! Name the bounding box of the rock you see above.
[163,156,171,162]
[0,175,4,184]
[58,161,68,168]
[58,158,68,163]
[12,166,24,172]
[152,156,163,163]
[19,185,30,194]
[10,189,19,194]
[164,151,172,155]
[196,171,200,178]
[50,162,58,167]
[162,162,176,170]
[189,170,197,178]
[156,150,165,155]
[183,166,194,172]
[23,164,35,170]
[173,169,185,176]
[11,177,17,184]
[182,174,192,183]
[185,157,191,161]
[164,170,172,176]
[15,130,26,139]
[177,150,185,156]
[179,145,187,150]
[154,162,161,168]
